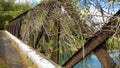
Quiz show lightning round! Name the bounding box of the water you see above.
[73,52,120,68]
[73,55,102,68]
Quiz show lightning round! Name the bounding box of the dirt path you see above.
[0,31,23,68]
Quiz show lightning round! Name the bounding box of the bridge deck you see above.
[0,31,24,68]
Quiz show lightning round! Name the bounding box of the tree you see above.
[0,0,30,30]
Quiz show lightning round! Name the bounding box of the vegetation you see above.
[105,36,120,50]
[5,0,120,67]
[0,57,8,68]
[0,0,30,30]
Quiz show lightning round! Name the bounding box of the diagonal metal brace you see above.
[63,10,120,68]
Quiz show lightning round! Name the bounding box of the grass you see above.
[0,57,8,68]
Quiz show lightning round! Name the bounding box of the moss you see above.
[105,36,119,50]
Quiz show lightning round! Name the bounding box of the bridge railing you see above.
[7,0,120,68]
[5,31,59,68]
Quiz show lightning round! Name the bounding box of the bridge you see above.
[0,0,120,68]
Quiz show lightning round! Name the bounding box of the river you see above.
[73,52,120,68]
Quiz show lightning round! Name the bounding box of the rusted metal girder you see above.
[7,11,28,35]
[63,10,120,68]
[94,44,116,68]
[58,0,119,68]
[50,19,61,64]
[35,1,61,64]
[34,2,54,49]
[7,0,119,67]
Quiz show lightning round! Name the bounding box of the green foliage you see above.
[105,36,119,50]
[0,0,30,30]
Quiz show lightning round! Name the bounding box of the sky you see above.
[15,0,40,6]
[15,0,119,24]
[77,0,120,29]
